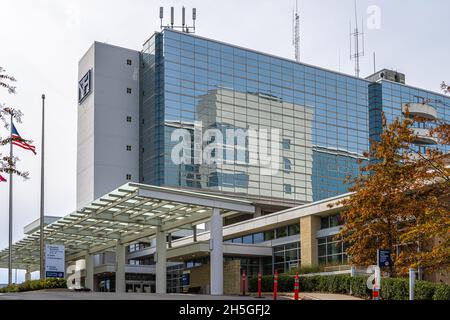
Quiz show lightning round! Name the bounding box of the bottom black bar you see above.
[0,300,444,319]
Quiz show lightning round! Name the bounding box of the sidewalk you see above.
[253,292,363,300]
[298,293,363,300]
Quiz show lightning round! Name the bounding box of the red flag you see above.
[0,174,6,182]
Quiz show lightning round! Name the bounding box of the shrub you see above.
[250,274,353,295]
[248,273,449,300]
[415,281,436,300]
[288,265,324,275]
[349,276,372,298]
[381,278,409,300]
[0,278,67,293]
[433,284,450,300]
[298,275,319,292]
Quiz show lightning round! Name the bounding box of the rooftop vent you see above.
[366,69,405,84]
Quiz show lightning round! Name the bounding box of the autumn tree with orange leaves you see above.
[332,111,449,277]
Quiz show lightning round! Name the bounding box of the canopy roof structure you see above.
[0,183,255,271]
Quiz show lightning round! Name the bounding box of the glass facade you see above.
[318,236,348,266]
[140,29,449,204]
[320,213,344,229]
[140,29,371,203]
[274,242,301,273]
[369,81,450,153]
[224,223,300,244]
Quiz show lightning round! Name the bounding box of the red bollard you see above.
[241,269,246,296]
[257,272,262,298]
[294,272,299,300]
[373,283,380,300]
[273,270,278,300]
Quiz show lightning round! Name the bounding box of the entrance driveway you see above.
[0,289,290,300]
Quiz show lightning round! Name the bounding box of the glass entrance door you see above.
[126,281,154,293]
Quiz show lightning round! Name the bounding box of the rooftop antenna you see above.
[192,8,196,32]
[350,0,365,77]
[292,0,301,62]
[182,6,186,32]
[373,52,376,73]
[159,6,197,33]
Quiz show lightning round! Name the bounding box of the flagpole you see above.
[8,113,13,285]
[40,94,45,280]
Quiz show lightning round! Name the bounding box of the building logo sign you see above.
[45,244,65,279]
[78,69,92,103]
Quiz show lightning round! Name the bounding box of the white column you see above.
[85,254,94,291]
[168,233,172,248]
[116,244,126,293]
[409,268,416,301]
[210,207,223,295]
[25,266,32,282]
[64,261,69,280]
[155,227,167,294]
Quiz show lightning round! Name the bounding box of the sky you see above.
[0,0,449,284]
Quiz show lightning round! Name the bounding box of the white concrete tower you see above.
[77,42,140,209]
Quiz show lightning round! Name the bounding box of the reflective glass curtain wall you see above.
[369,81,450,154]
[141,29,371,203]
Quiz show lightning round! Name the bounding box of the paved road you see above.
[0,290,288,300]
[0,289,360,300]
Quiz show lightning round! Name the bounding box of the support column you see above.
[25,266,32,282]
[300,215,321,267]
[64,261,69,280]
[210,207,223,295]
[254,206,262,218]
[85,253,94,291]
[193,225,197,242]
[155,227,167,294]
[168,233,172,248]
[116,244,126,293]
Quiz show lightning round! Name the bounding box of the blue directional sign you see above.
[46,271,65,279]
[181,273,190,286]
[378,249,392,268]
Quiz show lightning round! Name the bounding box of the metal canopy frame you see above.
[0,183,254,271]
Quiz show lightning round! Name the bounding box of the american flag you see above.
[12,124,36,155]
[0,174,6,182]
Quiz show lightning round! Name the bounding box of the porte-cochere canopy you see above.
[0,183,255,270]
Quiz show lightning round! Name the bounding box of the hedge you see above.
[248,274,449,300]
[0,278,67,293]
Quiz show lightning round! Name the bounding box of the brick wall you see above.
[189,260,242,295]
[223,260,241,295]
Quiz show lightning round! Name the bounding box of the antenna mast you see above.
[292,0,300,62]
[159,6,197,33]
[350,0,365,77]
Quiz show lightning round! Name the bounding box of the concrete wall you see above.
[77,44,95,209]
[77,42,140,208]
[300,215,321,267]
